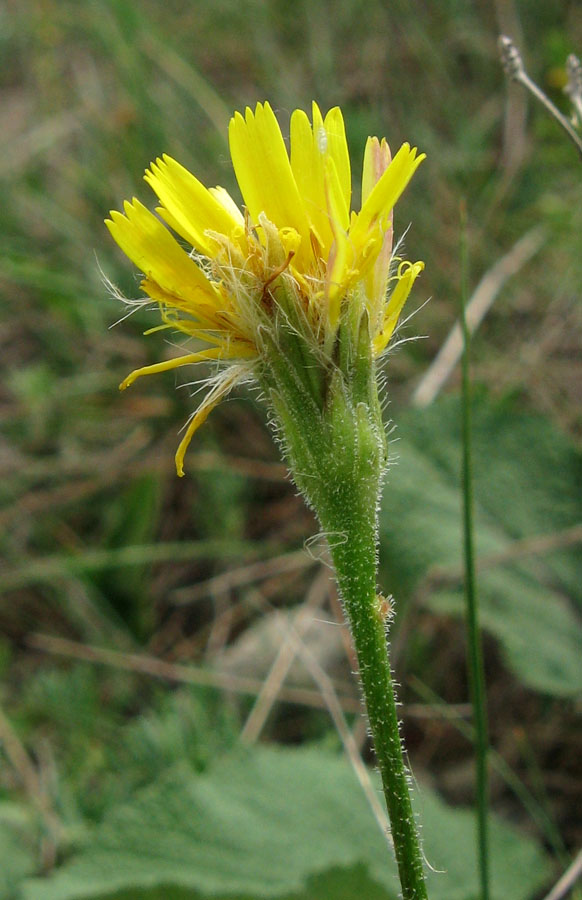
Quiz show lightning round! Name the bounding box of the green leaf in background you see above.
[17,677,239,829]
[62,866,407,900]
[380,393,582,696]
[22,746,550,900]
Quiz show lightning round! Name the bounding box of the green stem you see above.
[460,204,490,900]
[319,492,428,900]
[261,294,428,898]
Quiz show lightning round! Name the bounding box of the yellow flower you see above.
[106,101,425,475]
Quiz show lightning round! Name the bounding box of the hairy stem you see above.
[320,491,428,900]
[262,300,428,898]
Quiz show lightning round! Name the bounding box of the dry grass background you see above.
[0,0,581,897]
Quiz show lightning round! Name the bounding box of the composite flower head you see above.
[106,101,425,475]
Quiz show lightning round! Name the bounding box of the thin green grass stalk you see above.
[460,203,490,900]
[409,676,568,867]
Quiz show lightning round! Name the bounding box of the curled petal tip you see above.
[119,370,137,390]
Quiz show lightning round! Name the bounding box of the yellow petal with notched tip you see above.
[362,137,391,206]
[322,106,351,220]
[362,137,393,324]
[289,104,351,258]
[351,144,425,248]
[229,102,312,267]
[105,199,218,307]
[290,107,332,254]
[145,155,242,257]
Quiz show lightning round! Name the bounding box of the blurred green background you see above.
[1,1,581,898]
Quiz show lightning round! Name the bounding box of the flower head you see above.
[106,102,425,475]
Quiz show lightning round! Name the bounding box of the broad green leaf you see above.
[380,394,582,695]
[22,746,550,900]
[58,866,399,900]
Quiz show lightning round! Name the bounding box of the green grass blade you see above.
[460,202,490,900]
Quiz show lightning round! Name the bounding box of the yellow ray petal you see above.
[351,144,425,248]
[140,276,229,328]
[229,102,312,266]
[145,155,242,257]
[153,205,190,246]
[322,106,351,220]
[372,260,424,356]
[143,300,256,350]
[208,186,245,225]
[324,163,353,327]
[362,137,391,206]
[106,199,217,308]
[362,137,393,325]
[175,365,248,477]
[290,107,332,254]
[120,347,224,390]
[324,154,350,236]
